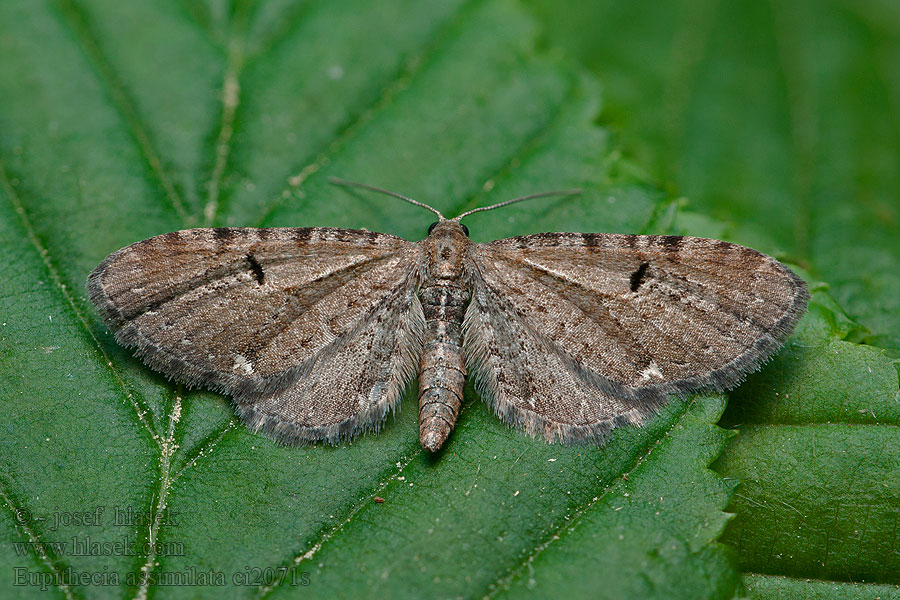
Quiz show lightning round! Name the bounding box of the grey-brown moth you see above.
[88,180,809,452]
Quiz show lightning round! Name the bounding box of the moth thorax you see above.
[424,223,470,280]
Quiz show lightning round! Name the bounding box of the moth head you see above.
[429,221,469,237]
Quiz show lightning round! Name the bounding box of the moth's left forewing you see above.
[89,227,427,445]
[464,233,808,443]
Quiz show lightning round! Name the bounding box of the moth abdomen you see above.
[417,282,469,452]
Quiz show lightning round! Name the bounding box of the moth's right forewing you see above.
[464,232,808,444]
[476,233,808,392]
[88,227,422,399]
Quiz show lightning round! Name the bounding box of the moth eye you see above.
[461,224,470,237]
[428,222,438,234]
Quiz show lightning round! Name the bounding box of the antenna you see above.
[329,177,582,222]
[454,189,582,221]
[328,177,445,220]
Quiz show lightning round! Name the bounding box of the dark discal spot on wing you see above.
[629,261,650,292]
[108,229,399,324]
[246,254,265,285]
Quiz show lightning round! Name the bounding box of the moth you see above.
[88,179,809,452]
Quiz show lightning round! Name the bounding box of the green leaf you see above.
[742,574,900,600]
[519,1,900,596]
[713,287,900,589]
[491,396,742,600]
[0,1,741,599]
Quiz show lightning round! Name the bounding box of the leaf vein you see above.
[171,419,238,483]
[448,73,578,218]
[771,0,815,263]
[483,401,695,598]
[55,0,192,225]
[0,158,161,444]
[255,448,423,598]
[204,29,246,225]
[135,394,182,600]
[244,0,319,63]
[661,0,716,179]
[250,0,486,228]
[0,477,76,600]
